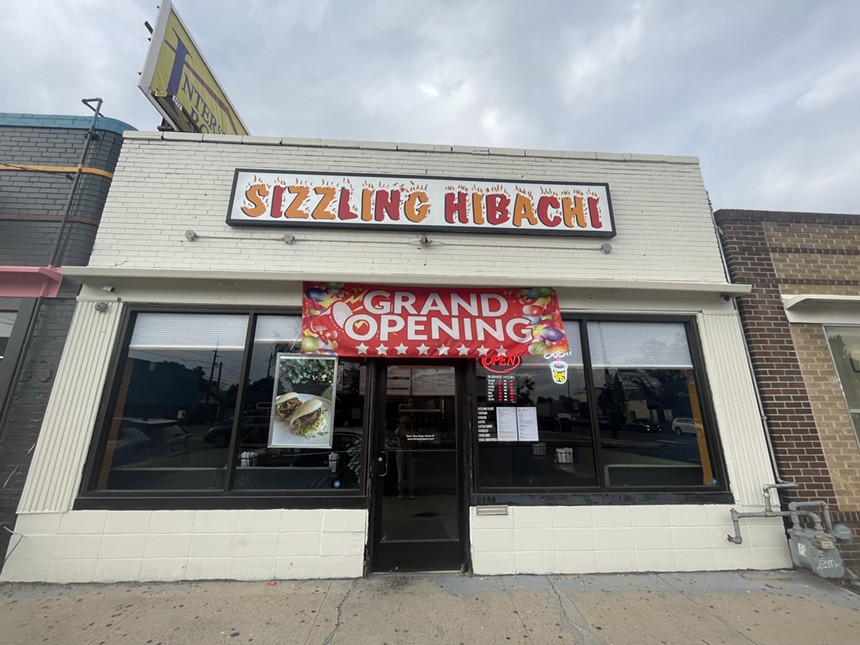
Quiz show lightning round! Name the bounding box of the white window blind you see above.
[0,311,17,336]
[129,314,249,350]
[254,315,302,343]
[587,321,693,368]
[561,321,584,366]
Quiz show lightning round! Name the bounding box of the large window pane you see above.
[0,311,17,364]
[825,326,860,445]
[232,315,366,491]
[476,322,598,488]
[588,321,716,488]
[93,313,248,491]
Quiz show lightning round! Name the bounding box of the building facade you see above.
[0,113,132,556]
[1,133,791,582]
[715,209,860,573]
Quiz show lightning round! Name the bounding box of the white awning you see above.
[782,294,860,324]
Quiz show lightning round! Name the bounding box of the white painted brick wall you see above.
[1,509,367,583]
[470,505,791,575]
[89,135,727,284]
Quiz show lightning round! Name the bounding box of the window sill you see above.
[471,490,733,507]
[74,492,369,511]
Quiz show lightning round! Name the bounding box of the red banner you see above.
[301,283,569,359]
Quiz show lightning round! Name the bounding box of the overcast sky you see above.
[2,0,858,213]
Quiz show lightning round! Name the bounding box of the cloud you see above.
[1,0,858,213]
[796,54,860,110]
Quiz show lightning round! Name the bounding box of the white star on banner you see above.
[417,344,430,355]
[356,343,369,355]
[376,344,389,355]
[477,346,490,356]
[457,345,470,356]
[437,345,450,356]
[496,347,508,356]
[395,343,408,355]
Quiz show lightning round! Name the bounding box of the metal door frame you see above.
[366,358,472,573]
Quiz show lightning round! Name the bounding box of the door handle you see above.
[377,451,389,477]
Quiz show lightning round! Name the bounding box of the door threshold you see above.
[370,569,466,576]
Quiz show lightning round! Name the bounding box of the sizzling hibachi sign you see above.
[301,283,570,359]
[227,171,614,237]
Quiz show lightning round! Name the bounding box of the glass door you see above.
[370,363,465,572]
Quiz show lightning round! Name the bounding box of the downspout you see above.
[0,99,104,451]
[49,98,103,267]
[707,196,790,485]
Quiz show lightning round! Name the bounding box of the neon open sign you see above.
[480,355,522,374]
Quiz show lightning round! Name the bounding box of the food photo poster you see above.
[269,354,337,449]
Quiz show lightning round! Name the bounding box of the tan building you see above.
[715,209,860,573]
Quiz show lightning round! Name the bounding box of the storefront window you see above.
[475,319,719,491]
[825,326,860,445]
[93,313,247,491]
[232,316,366,491]
[588,321,714,487]
[0,311,17,364]
[476,323,598,488]
[88,312,367,497]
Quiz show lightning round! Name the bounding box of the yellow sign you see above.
[138,1,249,135]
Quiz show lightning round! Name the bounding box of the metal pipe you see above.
[727,507,822,544]
[789,501,831,532]
[762,482,796,513]
[48,97,103,268]
[0,99,105,468]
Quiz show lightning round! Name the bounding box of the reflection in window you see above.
[825,326,860,445]
[476,322,598,488]
[93,313,247,491]
[588,321,714,488]
[232,315,366,491]
[0,311,17,363]
[474,319,720,492]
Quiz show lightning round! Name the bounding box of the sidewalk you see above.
[1,569,857,644]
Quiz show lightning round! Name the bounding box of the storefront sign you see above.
[227,171,614,237]
[139,1,249,135]
[301,283,570,359]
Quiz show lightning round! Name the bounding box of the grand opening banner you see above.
[227,171,615,237]
[301,283,570,359]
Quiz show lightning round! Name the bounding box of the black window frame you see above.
[469,313,733,506]
[75,305,370,511]
[0,297,35,418]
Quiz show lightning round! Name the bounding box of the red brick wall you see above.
[715,209,860,573]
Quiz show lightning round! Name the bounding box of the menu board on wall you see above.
[386,366,412,395]
[412,368,456,396]
[516,407,539,441]
[477,407,497,442]
[487,374,517,404]
[477,406,540,442]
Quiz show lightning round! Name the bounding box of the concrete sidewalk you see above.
[1,570,857,644]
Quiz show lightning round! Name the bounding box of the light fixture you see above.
[600,242,612,254]
[94,301,109,313]
[282,233,296,244]
[102,285,116,293]
[184,230,198,241]
[418,235,432,246]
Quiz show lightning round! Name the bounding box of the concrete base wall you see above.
[1,509,367,583]
[470,505,791,575]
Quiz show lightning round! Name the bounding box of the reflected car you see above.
[205,415,271,448]
[625,419,657,433]
[254,430,362,473]
[114,418,191,464]
[671,417,699,436]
